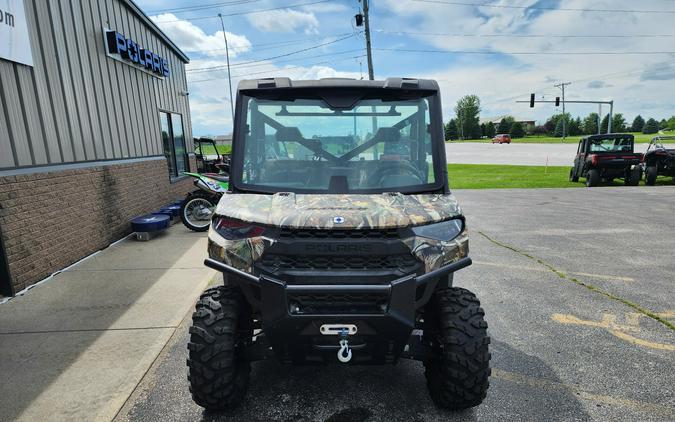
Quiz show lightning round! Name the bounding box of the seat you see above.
[204,173,229,182]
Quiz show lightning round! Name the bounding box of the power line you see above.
[190,32,355,55]
[148,0,262,14]
[482,59,675,107]
[374,29,675,39]
[188,54,366,83]
[374,47,675,55]
[152,0,336,23]
[187,48,365,74]
[412,0,675,14]
[187,34,359,72]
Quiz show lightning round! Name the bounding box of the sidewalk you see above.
[0,225,215,422]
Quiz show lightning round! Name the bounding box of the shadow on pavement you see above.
[0,227,208,421]
[121,320,590,422]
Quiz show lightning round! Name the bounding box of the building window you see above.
[161,112,187,179]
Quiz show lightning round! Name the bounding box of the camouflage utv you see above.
[188,78,490,411]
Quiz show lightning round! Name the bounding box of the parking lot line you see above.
[552,312,675,351]
[492,368,675,418]
[473,260,635,282]
[478,231,675,332]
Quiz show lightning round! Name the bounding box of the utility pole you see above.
[218,13,235,124]
[554,82,571,142]
[361,0,374,80]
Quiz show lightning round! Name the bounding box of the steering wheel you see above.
[370,161,425,187]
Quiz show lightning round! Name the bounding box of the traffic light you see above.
[355,13,364,26]
[555,97,560,106]
[529,93,535,108]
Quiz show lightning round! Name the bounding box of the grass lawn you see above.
[195,144,232,155]
[448,132,672,144]
[448,163,675,189]
[448,164,578,189]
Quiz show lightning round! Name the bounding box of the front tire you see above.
[181,191,217,232]
[586,169,600,187]
[187,287,251,411]
[424,287,491,410]
[625,166,641,186]
[645,166,657,186]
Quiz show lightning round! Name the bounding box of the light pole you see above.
[554,82,571,142]
[361,0,374,80]
[218,13,235,124]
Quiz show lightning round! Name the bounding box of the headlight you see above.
[412,219,464,242]
[212,216,265,240]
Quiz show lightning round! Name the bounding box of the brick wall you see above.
[0,157,193,295]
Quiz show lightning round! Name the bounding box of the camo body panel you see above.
[214,192,461,229]
[208,192,468,274]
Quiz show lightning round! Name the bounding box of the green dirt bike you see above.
[180,172,229,232]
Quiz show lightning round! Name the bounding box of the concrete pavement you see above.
[0,225,215,422]
[445,142,650,166]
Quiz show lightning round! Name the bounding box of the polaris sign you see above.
[105,29,169,78]
[0,0,33,66]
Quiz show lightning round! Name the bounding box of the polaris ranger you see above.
[569,133,642,187]
[188,78,490,411]
[642,135,675,185]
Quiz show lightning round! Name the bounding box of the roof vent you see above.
[384,77,419,89]
[257,77,291,88]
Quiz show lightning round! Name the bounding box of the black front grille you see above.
[288,292,388,314]
[260,254,418,272]
[279,228,400,240]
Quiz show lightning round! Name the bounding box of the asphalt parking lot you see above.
[115,187,675,422]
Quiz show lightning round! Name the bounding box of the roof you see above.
[122,0,190,63]
[237,77,440,92]
[480,115,535,125]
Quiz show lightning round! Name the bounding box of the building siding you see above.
[0,0,192,170]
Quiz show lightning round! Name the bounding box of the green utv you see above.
[188,78,490,410]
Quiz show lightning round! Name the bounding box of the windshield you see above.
[588,137,633,153]
[237,95,440,193]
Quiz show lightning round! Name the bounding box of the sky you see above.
[135,0,675,136]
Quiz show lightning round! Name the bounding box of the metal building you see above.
[0,0,197,296]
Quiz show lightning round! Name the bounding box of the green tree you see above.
[642,118,659,134]
[485,121,496,138]
[497,116,514,134]
[667,116,675,131]
[659,119,668,130]
[612,113,626,132]
[547,113,571,136]
[455,95,481,139]
[480,123,487,137]
[568,117,581,136]
[583,112,599,135]
[631,115,645,132]
[509,122,525,138]
[444,119,458,141]
[554,119,565,137]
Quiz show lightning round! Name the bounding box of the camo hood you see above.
[213,192,462,229]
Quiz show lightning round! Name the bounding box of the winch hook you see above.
[337,339,352,363]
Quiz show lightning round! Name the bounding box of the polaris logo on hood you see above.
[305,244,373,253]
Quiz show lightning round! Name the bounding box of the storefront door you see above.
[0,234,11,296]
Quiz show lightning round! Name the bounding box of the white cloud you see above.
[587,80,612,89]
[246,9,319,34]
[379,0,675,122]
[641,62,675,81]
[150,13,251,57]
[185,56,363,135]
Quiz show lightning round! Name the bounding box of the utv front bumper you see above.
[204,256,471,364]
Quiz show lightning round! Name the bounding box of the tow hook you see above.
[337,330,352,363]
